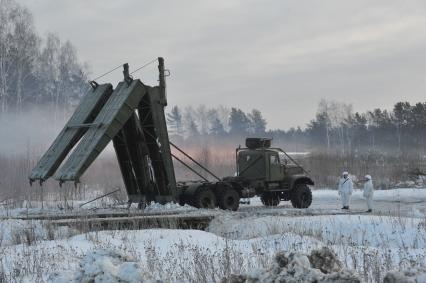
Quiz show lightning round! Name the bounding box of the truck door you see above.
[238,151,265,180]
[268,153,281,182]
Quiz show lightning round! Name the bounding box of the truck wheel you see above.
[137,201,146,210]
[218,189,240,211]
[261,192,280,206]
[291,184,312,208]
[178,197,186,206]
[193,188,217,209]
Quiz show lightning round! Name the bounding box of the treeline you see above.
[168,100,426,154]
[0,0,88,114]
[302,100,426,153]
[167,105,266,137]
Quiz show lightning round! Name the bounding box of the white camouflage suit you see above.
[338,175,353,208]
[363,177,374,210]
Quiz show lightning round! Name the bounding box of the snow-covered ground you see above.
[1,188,426,282]
[0,198,196,219]
[240,188,426,218]
[1,215,425,282]
[3,188,426,219]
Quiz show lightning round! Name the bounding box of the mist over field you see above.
[0,108,66,155]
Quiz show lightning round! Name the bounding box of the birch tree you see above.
[0,0,16,113]
[9,4,38,111]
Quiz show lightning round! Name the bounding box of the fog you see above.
[0,108,119,156]
[0,108,66,155]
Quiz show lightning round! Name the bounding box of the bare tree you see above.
[0,0,88,115]
[318,99,353,153]
[318,99,332,150]
[36,33,60,106]
[167,105,183,136]
[10,4,38,112]
[183,106,198,137]
[0,0,16,113]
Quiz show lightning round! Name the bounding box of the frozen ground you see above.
[0,198,195,219]
[1,188,426,282]
[3,188,426,219]
[1,214,426,282]
[240,188,426,218]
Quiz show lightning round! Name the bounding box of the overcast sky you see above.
[18,0,426,129]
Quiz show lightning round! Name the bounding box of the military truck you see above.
[223,138,313,209]
[29,58,313,211]
[178,137,314,210]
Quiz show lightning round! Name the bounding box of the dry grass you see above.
[1,141,425,209]
[0,213,425,282]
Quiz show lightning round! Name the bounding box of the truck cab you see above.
[232,138,314,208]
[237,148,304,182]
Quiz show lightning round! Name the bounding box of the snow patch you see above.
[48,249,153,283]
[143,201,194,213]
[208,214,426,249]
[384,267,426,283]
[224,247,360,283]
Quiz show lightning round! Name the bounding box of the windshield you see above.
[278,151,296,166]
[278,152,287,165]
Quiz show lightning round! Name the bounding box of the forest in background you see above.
[167,100,426,155]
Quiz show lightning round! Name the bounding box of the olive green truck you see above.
[29,58,313,211]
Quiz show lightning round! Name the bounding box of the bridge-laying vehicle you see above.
[29,58,313,210]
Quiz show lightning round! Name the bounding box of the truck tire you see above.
[137,201,146,210]
[193,188,217,209]
[290,184,312,208]
[178,196,186,206]
[261,192,280,206]
[218,189,240,211]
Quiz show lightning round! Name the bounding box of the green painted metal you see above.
[112,124,141,199]
[113,113,155,203]
[31,58,179,205]
[152,86,176,193]
[150,57,176,197]
[267,151,282,182]
[55,80,147,182]
[29,83,113,183]
[237,150,266,180]
[237,147,310,183]
[138,86,177,199]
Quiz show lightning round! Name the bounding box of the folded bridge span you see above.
[29,58,177,204]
